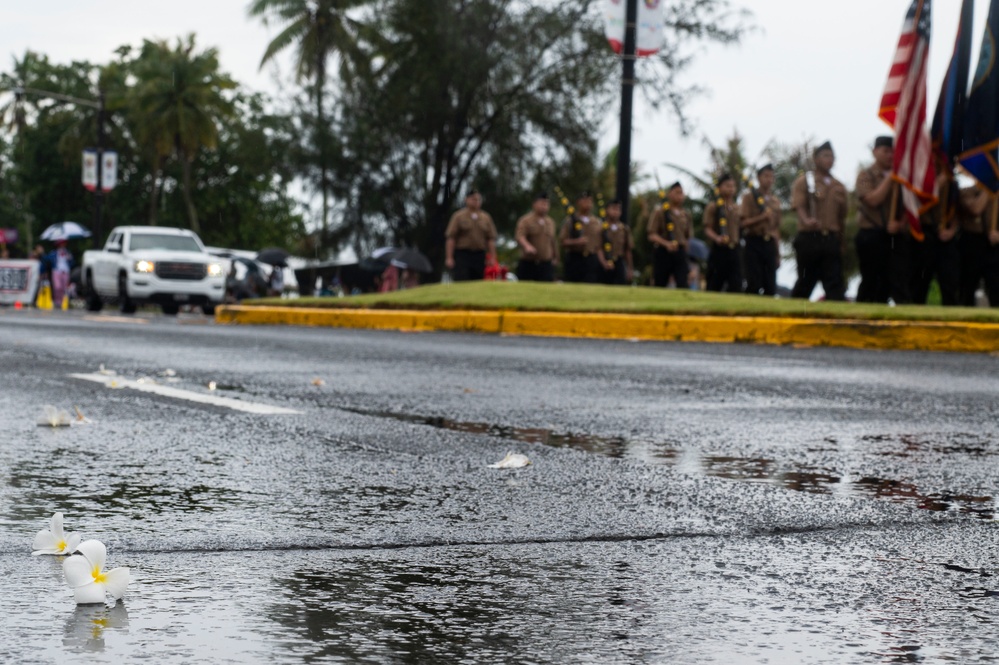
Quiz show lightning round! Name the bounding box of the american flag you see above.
[879,0,937,236]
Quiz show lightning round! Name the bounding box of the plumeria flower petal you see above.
[32,512,81,556]
[63,539,130,605]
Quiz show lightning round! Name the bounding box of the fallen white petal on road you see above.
[69,373,301,415]
[488,452,532,469]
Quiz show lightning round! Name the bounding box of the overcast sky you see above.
[1,0,991,197]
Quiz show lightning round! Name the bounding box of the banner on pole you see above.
[604,0,664,57]
[0,228,18,244]
[82,149,98,192]
[101,151,118,192]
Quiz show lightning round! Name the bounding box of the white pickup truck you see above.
[81,226,227,315]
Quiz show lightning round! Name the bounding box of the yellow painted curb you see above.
[216,306,501,334]
[216,305,999,353]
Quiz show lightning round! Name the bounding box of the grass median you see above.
[246,281,999,323]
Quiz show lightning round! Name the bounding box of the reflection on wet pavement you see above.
[354,408,997,520]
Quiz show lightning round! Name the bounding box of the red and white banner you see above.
[101,151,118,192]
[0,228,18,244]
[82,150,98,192]
[604,0,664,57]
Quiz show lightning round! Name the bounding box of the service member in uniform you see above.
[514,192,558,282]
[703,173,743,292]
[791,141,848,301]
[559,191,602,283]
[597,199,634,285]
[647,182,693,288]
[854,136,909,303]
[444,189,497,281]
[910,172,960,305]
[957,186,999,306]
[740,164,782,296]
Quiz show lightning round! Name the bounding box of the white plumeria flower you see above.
[32,512,81,556]
[64,540,130,605]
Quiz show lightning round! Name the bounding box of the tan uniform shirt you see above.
[600,220,632,260]
[739,189,781,238]
[854,165,895,230]
[703,199,741,247]
[647,206,692,247]
[559,214,603,255]
[445,208,497,251]
[792,172,848,233]
[514,213,557,262]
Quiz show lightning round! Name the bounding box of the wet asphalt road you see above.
[2,308,999,664]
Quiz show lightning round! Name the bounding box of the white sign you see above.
[101,151,118,192]
[0,259,41,306]
[82,149,98,191]
[604,0,664,57]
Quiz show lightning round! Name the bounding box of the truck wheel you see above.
[118,274,137,314]
[161,303,180,316]
[84,271,103,312]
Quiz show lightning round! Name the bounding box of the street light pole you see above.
[95,92,106,249]
[615,0,638,225]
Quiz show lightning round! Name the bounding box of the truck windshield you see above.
[128,234,202,252]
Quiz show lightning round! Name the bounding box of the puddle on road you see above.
[350,408,996,520]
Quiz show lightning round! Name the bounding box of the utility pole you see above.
[615,0,638,225]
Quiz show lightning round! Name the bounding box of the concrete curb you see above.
[216,305,999,353]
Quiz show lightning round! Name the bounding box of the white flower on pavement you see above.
[488,452,532,469]
[63,540,130,605]
[32,512,81,556]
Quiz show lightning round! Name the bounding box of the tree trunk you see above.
[180,150,200,235]
[148,158,161,226]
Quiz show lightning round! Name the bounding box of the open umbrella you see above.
[41,221,91,242]
[389,248,433,273]
[359,247,398,273]
[256,247,289,267]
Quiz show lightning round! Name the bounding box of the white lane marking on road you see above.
[82,315,150,325]
[69,373,301,415]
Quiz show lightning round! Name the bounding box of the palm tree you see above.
[131,35,235,232]
[248,0,374,241]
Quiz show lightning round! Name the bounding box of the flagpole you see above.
[615,0,638,226]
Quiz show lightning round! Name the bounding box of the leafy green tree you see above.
[248,0,375,239]
[130,35,236,232]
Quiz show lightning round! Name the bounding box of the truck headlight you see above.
[207,263,224,278]
[134,260,155,273]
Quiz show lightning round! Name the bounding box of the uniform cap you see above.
[756,163,774,176]
[874,136,894,150]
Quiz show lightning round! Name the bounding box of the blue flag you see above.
[932,0,973,169]
[959,0,999,192]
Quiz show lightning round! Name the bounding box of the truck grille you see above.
[155,262,206,281]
